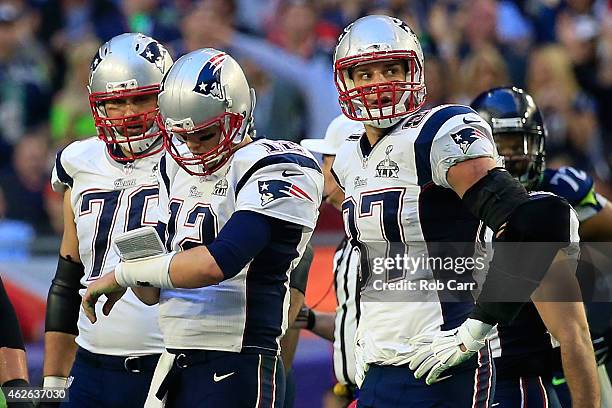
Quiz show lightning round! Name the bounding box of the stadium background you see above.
[0,0,610,406]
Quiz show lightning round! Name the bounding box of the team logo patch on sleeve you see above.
[258,180,313,206]
[450,127,487,154]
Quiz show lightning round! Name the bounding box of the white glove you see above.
[407,318,493,385]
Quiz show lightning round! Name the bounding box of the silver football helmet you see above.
[157,48,256,176]
[88,33,173,160]
[334,15,426,128]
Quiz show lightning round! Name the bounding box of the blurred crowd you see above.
[0,0,611,238]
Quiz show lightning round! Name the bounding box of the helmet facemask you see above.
[495,131,545,189]
[160,111,245,177]
[335,50,426,128]
[89,83,163,161]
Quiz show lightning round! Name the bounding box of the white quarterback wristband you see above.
[43,376,68,388]
[115,252,177,289]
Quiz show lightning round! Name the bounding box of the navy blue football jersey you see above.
[493,166,606,379]
[538,166,607,222]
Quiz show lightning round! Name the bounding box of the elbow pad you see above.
[290,243,313,294]
[462,168,530,232]
[45,256,85,335]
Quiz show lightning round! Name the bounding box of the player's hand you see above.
[81,272,126,323]
[406,318,492,385]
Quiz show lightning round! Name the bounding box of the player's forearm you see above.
[112,248,221,290]
[536,299,599,407]
[0,347,29,384]
[168,246,223,288]
[311,311,335,341]
[280,328,300,371]
[559,333,600,408]
[288,288,305,326]
[43,332,77,378]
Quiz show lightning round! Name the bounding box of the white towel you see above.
[144,351,175,408]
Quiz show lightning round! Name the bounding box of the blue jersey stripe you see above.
[159,155,170,196]
[55,150,74,188]
[235,153,321,197]
[414,105,474,186]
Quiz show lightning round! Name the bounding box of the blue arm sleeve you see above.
[207,210,275,280]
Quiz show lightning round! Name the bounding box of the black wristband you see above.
[1,378,29,387]
[306,308,316,331]
[2,378,36,408]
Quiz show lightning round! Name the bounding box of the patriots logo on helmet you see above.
[391,17,411,34]
[192,52,227,101]
[337,22,353,44]
[89,46,107,83]
[140,41,168,73]
[258,180,313,206]
[90,50,103,73]
[450,127,487,154]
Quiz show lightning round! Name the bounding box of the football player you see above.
[471,86,607,407]
[298,114,364,404]
[82,48,323,407]
[43,33,173,407]
[330,15,587,407]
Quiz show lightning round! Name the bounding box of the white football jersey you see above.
[51,137,164,356]
[332,104,502,370]
[157,139,323,354]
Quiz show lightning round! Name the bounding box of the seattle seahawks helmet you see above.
[471,86,546,189]
[334,15,426,128]
[157,48,256,176]
[88,33,173,161]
